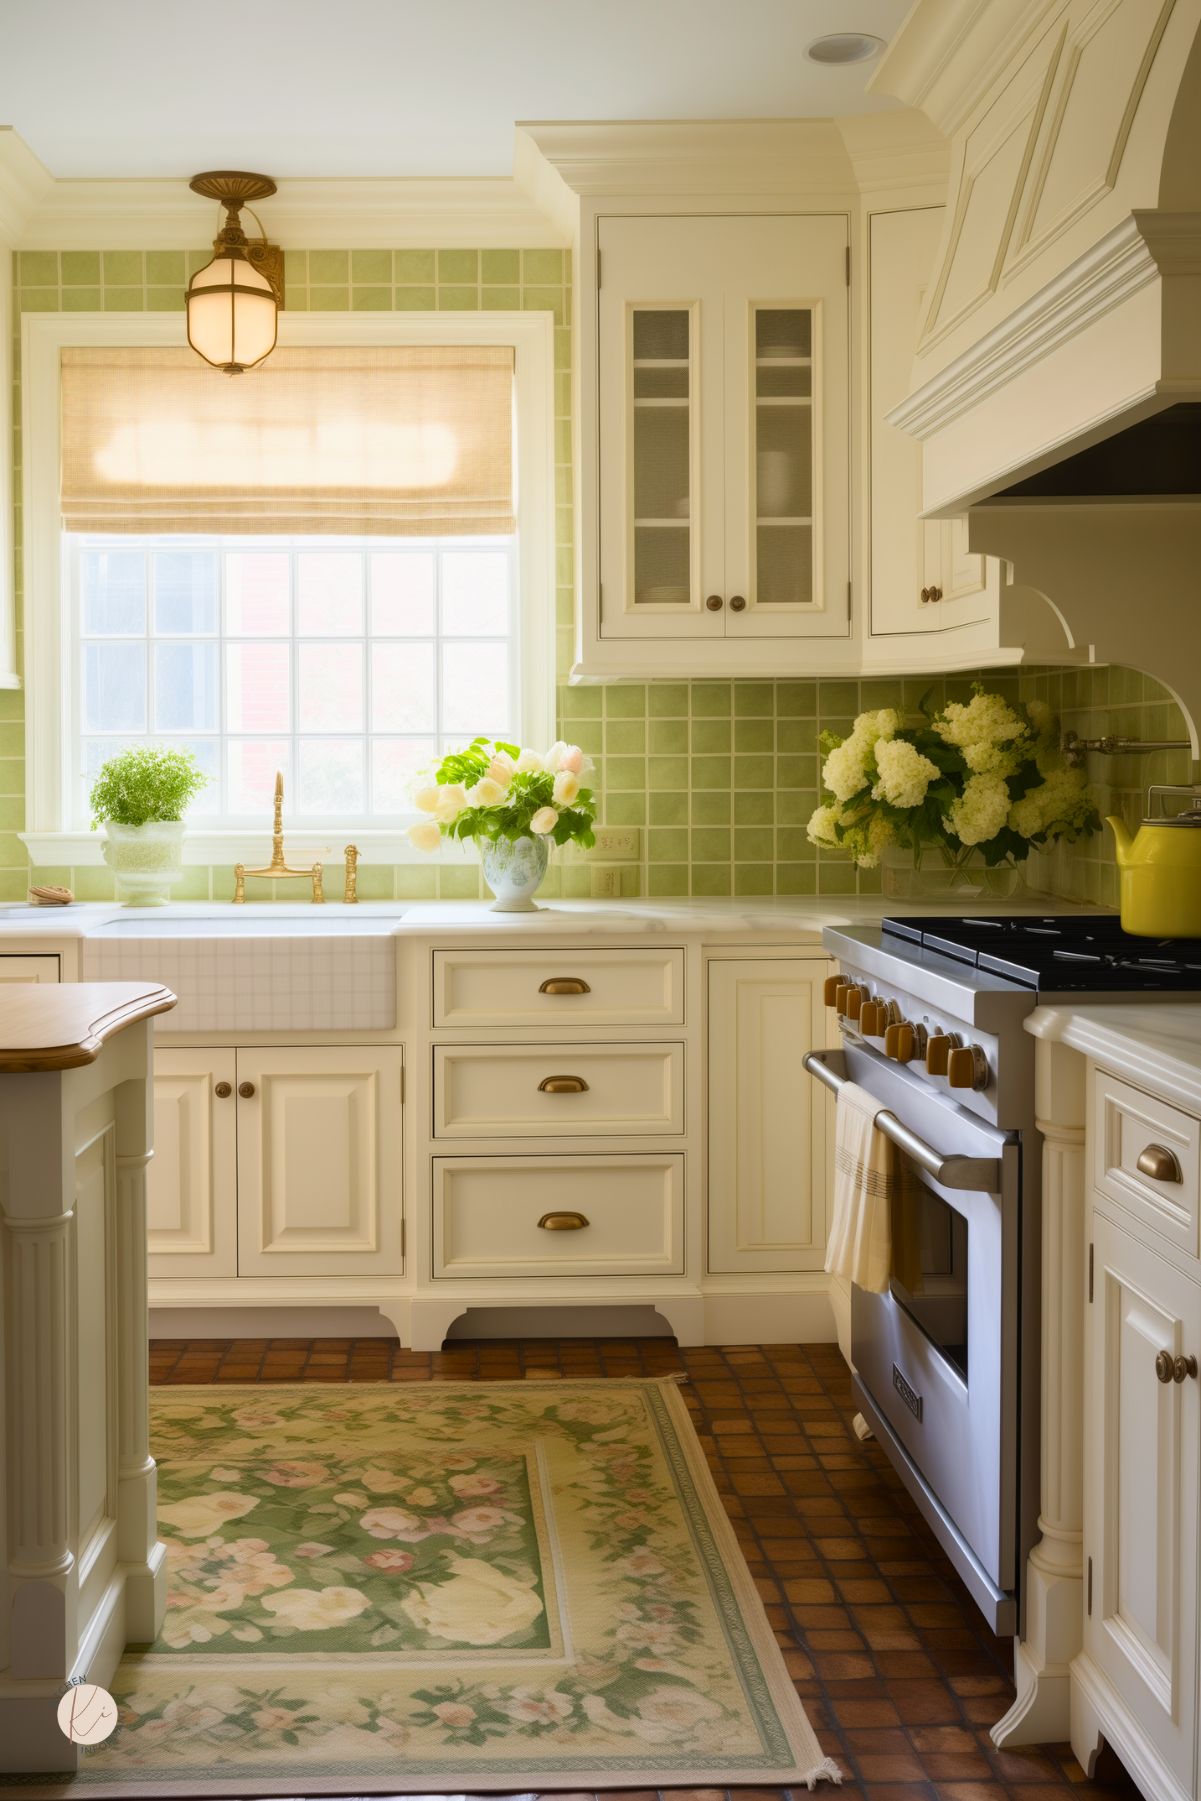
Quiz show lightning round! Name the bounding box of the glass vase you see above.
[479,834,549,912]
[101,820,187,907]
[881,841,1026,904]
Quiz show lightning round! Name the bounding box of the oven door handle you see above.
[802,1049,1002,1192]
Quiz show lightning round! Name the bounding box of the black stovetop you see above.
[881,914,1201,992]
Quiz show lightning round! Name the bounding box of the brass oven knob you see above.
[884,1022,913,1061]
[844,985,866,1022]
[823,974,841,1007]
[859,1000,884,1036]
[925,1033,953,1076]
[947,1045,988,1091]
[835,983,853,1015]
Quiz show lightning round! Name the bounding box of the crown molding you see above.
[0,128,54,243]
[889,211,1201,441]
[835,110,950,198]
[14,169,568,250]
[515,119,858,201]
[870,0,1057,136]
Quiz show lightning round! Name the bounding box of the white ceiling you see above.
[0,0,909,181]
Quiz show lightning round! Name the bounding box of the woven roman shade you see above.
[60,344,515,536]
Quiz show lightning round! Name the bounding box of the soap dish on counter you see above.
[29,885,75,906]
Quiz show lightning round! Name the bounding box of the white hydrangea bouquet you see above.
[807,686,1099,882]
[407,737,597,851]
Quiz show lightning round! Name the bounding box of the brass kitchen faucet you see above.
[233,771,324,903]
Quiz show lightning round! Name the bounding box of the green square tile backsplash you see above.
[8,248,1195,905]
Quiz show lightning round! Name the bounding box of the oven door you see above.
[838,1045,1022,1628]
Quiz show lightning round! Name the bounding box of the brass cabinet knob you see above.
[1136,1143,1182,1184]
[214,1081,232,1099]
[926,1033,952,1076]
[823,974,842,1007]
[947,1045,987,1091]
[705,594,724,611]
[921,585,943,603]
[729,595,747,612]
[537,1211,589,1231]
[238,1081,256,1099]
[539,976,591,995]
[1156,1350,1176,1384]
[537,1075,590,1094]
[1176,1354,1199,1382]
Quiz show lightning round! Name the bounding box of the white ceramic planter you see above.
[479,834,549,912]
[101,820,187,906]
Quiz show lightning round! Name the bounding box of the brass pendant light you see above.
[185,172,283,375]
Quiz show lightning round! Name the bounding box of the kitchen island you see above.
[0,981,175,1773]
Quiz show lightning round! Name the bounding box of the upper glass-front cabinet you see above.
[598,214,849,645]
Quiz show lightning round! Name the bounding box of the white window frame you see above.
[21,309,556,866]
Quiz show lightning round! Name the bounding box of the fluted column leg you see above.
[992,1037,1086,1748]
[114,1063,167,1642]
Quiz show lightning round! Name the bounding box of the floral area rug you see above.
[16,1378,838,1795]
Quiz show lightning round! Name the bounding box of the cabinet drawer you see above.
[434,1043,684,1138]
[432,948,684,1029]
[0,955,60,983]
[1091,1069,1200,1255]
[432,1154,684,1278]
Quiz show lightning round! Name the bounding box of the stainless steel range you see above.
[807,914,1201,1637]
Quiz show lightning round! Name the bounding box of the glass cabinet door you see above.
[630,307,695,612]
[752,307,814,610]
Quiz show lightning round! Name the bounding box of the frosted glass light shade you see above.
[186,253,277,374]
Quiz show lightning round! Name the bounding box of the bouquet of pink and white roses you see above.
[807,685,1099,869]
[407,737,598,852]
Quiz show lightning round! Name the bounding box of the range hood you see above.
[874,0,1201,753]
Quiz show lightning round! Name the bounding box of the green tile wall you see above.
[9,248,1195,905]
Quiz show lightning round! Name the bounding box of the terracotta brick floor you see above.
[149,1335,1141,1801]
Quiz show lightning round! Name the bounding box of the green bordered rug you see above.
[15,1377,839,1795]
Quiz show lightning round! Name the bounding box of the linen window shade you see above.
[59,345,516,536]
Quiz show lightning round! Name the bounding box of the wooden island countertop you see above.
[0,980,175,1072]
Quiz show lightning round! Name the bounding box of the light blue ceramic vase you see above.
[479,834,549,911]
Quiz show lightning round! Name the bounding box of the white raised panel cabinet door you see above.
[868,208,995,641]
[147,1048,237,1279]
[235,1047,404,1277]
[0,955,60,982]
[1082,1212,1199,1794]
[707,958,830,1274]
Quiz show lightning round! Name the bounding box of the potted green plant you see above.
[408,737,597,910]
[90,747,208,906]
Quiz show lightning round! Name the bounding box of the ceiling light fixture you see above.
[804,31,885,64]
[185,172,283,375]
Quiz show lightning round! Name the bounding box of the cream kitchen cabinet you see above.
[594,212,850,668]
[1081,1210,1199,1799]
[0,954,60,983]
[706,955,831,1275]
[866,206,1001,664]
[147,1045,404,1283]
[147,1047,238,1279]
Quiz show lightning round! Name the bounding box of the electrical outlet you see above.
[590,865,622,899]
[592,827,640,860]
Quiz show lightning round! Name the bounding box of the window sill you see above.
[21,828,470,869]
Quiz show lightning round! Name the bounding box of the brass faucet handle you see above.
[311,862,325,904]
[344,844,360,904]
[233,863,246,904]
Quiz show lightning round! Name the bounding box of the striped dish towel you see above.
[824,1079,909,1294]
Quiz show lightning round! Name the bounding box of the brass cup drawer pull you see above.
[538,976,591,995]
[1136,1143,1183,1183]
[1156,1349,1198,1383]
[537,1075,590,1094]
[537,1210,589,1231]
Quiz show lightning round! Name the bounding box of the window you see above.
[21,312,555,859]
[69,532,519,828]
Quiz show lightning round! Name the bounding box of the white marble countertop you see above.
[1028,1000,1201,1112]
[0,893,1105,944]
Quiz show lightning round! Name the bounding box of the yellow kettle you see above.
[1107,786,1201,938]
